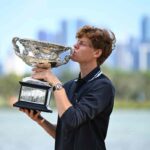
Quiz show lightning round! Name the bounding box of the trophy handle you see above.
[12,37,22,57]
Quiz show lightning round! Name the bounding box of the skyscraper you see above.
[141,16,150,43]
[38,30,49,41]
[139,43,150,70]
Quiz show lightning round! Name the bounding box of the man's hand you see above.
[19,108,56,138]
[32,67,61,86]
[19,108,45,124]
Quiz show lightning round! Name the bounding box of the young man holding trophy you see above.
[19,25,116,150]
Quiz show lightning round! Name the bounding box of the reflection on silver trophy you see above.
[12,37,73,112]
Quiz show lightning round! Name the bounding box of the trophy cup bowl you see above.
[12,37,73,112]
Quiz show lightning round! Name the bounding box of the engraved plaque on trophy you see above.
[12,37,73,112]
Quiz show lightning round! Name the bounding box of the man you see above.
[20,25,116,150]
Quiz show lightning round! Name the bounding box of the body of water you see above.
[0,108,150,150]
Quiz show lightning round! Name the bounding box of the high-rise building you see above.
[0,61,3,74]
[139,43,150,70]
[60,20,67,44]
[114,44,134,70]
[141,16,150,43]
[38,30,49,41]
[128,37,140,70]
[139,16,150,70]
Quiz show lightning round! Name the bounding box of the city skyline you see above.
[1,1,150,47]
[1,0,150,74]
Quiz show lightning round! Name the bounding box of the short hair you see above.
[76,25,116,65]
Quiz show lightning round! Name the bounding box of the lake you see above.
[0,108,150,150]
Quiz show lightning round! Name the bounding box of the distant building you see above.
[114,44,134,70]
[60,20,67,44]
[38,30,49,41]
[141,16,150,43]
[0,61,3,74]
[139,16,150,70]
[37,20,67,45]
[128,37,140,70]
[139,43,150,70]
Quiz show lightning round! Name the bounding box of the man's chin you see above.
[70,58,78,62]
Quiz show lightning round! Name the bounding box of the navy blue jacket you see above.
[55,67,115,150]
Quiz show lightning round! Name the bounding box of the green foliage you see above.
[114,99,150,109]
[0,73,22,99]
[0,67,150,108]
[101,66,150,101]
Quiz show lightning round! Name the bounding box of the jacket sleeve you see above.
[60,81,115,129]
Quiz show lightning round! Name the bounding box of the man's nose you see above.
[74,43,79,49]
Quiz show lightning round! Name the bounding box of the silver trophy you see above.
[12,37,73,112]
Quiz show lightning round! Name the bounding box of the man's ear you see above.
[94,49,102,58]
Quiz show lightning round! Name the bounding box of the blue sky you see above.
[0,0,150,62]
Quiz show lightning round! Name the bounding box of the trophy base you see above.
[14,77,53,113]
[13,101,52,113]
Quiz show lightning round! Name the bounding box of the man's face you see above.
[71,37,98,65]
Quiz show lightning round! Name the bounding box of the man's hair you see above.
[76,25,116,65]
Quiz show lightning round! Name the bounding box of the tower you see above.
[141,16,150,43]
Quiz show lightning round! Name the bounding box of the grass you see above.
[1,97,150,109]
[114,99,150,109]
